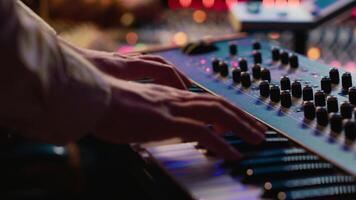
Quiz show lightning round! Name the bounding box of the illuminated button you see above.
[239,58,248,72]
[329,68,340,84]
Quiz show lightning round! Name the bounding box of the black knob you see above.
[329,68,340,84]
[303,85,313,101]
[281,90,292,108]
[316,107,328,126]
[252,64,261,79]
[212,58,220,73]
[232,68,241,83]
[261,68,271,82]
[280,51,289,65]
[327,96,339,113]
[329,113,343,134]
[348,87,356,105]
[229,43,237,56]
[270,85,281,103]
[340,101,353,119]
[271,47,280,61]
[253,41,261,50]
[344,119,356,143]
[291,81,302,98]
[219,61,229,77]
[239,58,248,72]
[320,76,332,94]
[280,76,291,90]
[304,101,316,120]
[314,90,326,107]
[253,50,262,64]
[259,81,270,97]
[342,72,352,92]
[241,72,251,88]
[289,54,299,69]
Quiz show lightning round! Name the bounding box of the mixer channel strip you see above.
[146,131,356,200]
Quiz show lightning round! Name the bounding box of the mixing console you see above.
[139,35,356,199]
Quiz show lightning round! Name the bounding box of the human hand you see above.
[93,76,266,161]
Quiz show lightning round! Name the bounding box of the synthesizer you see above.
[139,35,356,200]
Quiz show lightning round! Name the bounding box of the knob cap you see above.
[259,81,270,97]
[327,96,339,113]
[329,68,340,84]
[280,76,291,90]
[348,87,356,105]
[304,101,316,120]
[229,43,237,56]
[329,113,343,134]
[342,72,352,92]
[281,90,292,108]
[212,58,220,73]
[303,85,313,101]
[344,119,356,144]
[321,76,332,94]
[270,85,281,103]
[252,64,261,79]
[232,68,241,83]
[253,41,261,50]
[316,107,328,126]
[291,81,302,98]
[340,101,353,119]
[271,47,280,61]
[289,54,299,69]
[241,72,251,88]
[261,68,271,82]
[253,50,262,64]
[239,58,248,72]
[314,90,326,107]
[219,61,229,77]
[280,51,289,65]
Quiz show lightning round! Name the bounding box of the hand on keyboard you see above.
[94,76,266,161]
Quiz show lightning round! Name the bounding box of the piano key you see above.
[229,137,292,152]
[239,155,321,168]
[243,148,307,158]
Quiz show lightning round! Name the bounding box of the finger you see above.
[169,101,265,144]
[171,117,241,161]
[136,55,192,86]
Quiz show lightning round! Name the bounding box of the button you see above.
[280,76,291,90]
[342,72,352,92]
[340,101,353,119]
[253,50,262,64]
[271,47,280,62]
[261,68,271,82]
[259,81,270,97]
[289,54,299,69]
[219,61,229,77]
[314,90,326,107]
[252,64,261,79]
[270,85,281,102]
[253,41,261,50]
[320,76,332,94]
[304,101,316,120]
[291,81,302,98]
[344,119,356,144]
[232,68,241,83]
[303,85,313,101]
[329,113,343,134]
[212,58,220,73]
[241,72,251,88]
[348,87,356,105]
[329,68,340,84]
[316,107,328,126]
[239,58,248,72]
[281,90,292,108]
[229,43,237,56]
[280,51,289,65]
[327,96,338,113]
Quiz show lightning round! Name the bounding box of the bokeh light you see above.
[193,10,207,24]
[126,32,138,45]
[120,12,135,27]
[173,32,188,46]
[307,47,321,60]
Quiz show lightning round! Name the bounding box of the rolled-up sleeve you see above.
[0,0,111,144]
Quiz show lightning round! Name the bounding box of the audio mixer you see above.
[139,35,356,199]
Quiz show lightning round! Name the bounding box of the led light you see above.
[307,47,321,60]
[193,10,207,24]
